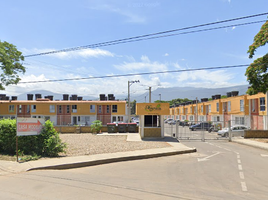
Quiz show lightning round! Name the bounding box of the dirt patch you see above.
[249,138,268,143]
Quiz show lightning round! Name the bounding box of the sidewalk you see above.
[232,137,268,151]
[0,134,196,175]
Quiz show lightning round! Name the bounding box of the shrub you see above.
[91,120,102,133]
[0,119,17,154]
[0,119,66,157]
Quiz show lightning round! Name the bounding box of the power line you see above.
[18,64,249,84]
[24,12,268,58]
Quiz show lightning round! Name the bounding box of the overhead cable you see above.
[24,12,268,58]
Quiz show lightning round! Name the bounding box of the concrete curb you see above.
[232,139,268,151]
[27,148,196,171]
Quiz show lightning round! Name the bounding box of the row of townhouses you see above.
[0,93,127,126]
[168,91,268,130]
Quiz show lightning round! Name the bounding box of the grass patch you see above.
[0,153,41,162]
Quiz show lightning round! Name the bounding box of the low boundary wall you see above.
[244,130,268,138]
[54,126,138,134]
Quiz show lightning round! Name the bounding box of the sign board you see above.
[136,103,170,115]
[17,118,45,136]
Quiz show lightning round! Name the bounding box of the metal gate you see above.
[164,120,250,141]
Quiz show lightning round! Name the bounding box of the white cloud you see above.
[114,55,168,72]
[164,53,169,57]
[22,48,114,59]
[174,69,238,87]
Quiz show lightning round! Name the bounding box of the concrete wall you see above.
[244,130,268,138]
[143,128,161,137]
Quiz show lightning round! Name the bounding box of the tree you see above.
[130,100,136,115]
[246,20,268,95]
[0,40,25,90]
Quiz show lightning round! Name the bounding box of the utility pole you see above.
[128,80,139,123]
[149,87,151,103]
[196,97,198,123]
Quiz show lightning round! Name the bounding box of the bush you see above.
[0,119,66,157]
[91,120,102,133]
[38,120,67,157]
[0,119,17,153]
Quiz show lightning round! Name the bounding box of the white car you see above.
[164,118,173,123]
[218,125,250,137]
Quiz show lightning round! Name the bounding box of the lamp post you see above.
[128,80,139,123]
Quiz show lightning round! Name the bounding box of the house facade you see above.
[168,91,267,130]
[0,94,127,126]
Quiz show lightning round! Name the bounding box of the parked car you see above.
[168,119,180,125]
[179,121,189,126]
[164,118,173,123]
[218,125,250,137]
[189,122,212,131]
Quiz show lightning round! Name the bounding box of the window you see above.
[213,116,220,122]
[216,103,219,112]
[186,108,188,114]
[72,105,77,113]
[178,108,180,114]
[118,116,123,122]
[182,116,186,120]
[235,117,245,125]
[228,101,231,112]
[90,105,95,113]
[240,100,244,112]
[27,105,30,113]
[44,116,50,121]
[31,105,36,112]
[189,116,194,121]
[190,107,192,113]
[67,105,70,113]
[200,116,205,121]
[260,97,265,111]
[144,115,159,127]
[251,99,255,112]
[112,116,116,122]
[201,105,203,113]
[209,105,211,113]
[9,105,15,112]
[19,105,22,113]
[112,105,117,113]
[59,105,62,114]
[50,105,55,113]
[98,105,102,113]
[107,105,110,113]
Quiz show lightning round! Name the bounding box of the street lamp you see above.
[128,80,139,123]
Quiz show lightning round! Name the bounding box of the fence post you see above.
[175,120,178,138]
[228,120,232,142]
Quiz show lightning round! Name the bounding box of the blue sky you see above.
[1,0,268,99]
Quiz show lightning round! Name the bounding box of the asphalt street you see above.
[0,139,267,200]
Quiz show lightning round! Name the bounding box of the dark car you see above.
[189,122,212,131]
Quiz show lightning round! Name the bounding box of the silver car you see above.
[218,125,250,137]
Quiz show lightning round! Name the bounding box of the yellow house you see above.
[0,97,127,126]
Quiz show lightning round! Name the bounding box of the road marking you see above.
[260,154,268,157]
[237,154,240,159]
[239,172,245,179]
[241,182,248,192]
[197,152,221,162]
[238,165,243,170]
[237,159,241,164]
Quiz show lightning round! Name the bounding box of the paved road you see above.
[0,140,267,200]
